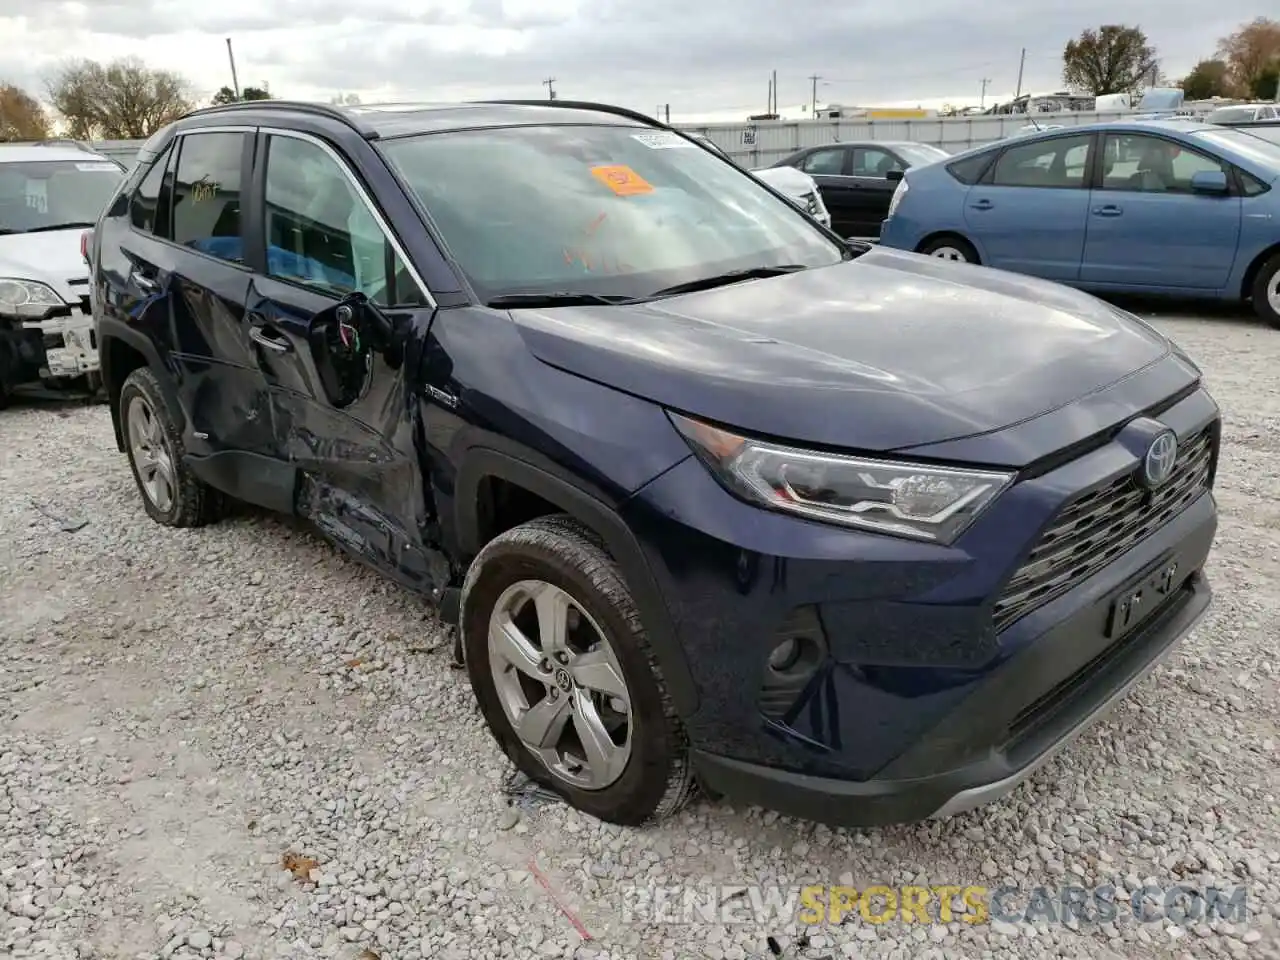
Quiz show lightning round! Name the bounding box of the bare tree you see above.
[0,84,51,141]
[46,57,193,139]
[1216,17,1280,98]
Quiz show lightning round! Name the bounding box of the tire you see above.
[1252,253,1280,330]
[919,235,980,264]
[0,341,13,410]
[118,366,222,527]
[460,514,696,826]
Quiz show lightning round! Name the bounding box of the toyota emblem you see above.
[1141,430,1178,489]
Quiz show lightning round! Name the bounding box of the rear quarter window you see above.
[946,151,995,184]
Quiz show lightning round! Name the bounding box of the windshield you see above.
[1194,127,1280,169]
[896,143,950,166]
[1208,107,1257,123]
[0,159,124,235]
[379,124,844,302]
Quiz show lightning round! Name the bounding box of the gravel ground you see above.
[2,307,1279,960]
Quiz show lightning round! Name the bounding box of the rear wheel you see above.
[119,367,222,527]
[1252,253,1280,330]
[460,515,695,825]
[919,235,980,264]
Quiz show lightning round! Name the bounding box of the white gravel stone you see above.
[1,308,1279,960]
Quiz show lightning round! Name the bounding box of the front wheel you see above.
[1252,253,1280,330]
[460,515,696,826]
[919,235,980,264]
[118,367,222,527]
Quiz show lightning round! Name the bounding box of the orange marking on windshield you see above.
[590,164,653,196]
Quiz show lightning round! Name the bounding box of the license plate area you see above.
[1106,553,1181,641]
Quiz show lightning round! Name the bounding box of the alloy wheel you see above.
[1268,271,1280,314]
[126,394,176,513]
[488,579,633,790]
[930,246,968,261]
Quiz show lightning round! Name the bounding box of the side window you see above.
[1100,134,1227,193]
[991,134,1092,188]
[263,135,423,306]
[129,146,174,238]
[946,151,995,185]
[172,132,246,263]
[799,148,846,176]
[1239,169,1269,197]
[852,148,904,179]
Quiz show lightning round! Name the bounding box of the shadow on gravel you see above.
[1102,293,1261,327]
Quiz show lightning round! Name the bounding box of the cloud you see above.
[0,0,1268,123]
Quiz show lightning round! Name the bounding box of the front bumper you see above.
[620,382,1219,827]
[693,562,1211,827]
[27,310,99,379]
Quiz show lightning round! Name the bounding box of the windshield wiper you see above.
[22,221,97,234]
[487,292,639,308]
[646,264,808,299]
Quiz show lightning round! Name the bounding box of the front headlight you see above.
[670,413,1014,544]
[0,279,65,318]
[886,180,908,219]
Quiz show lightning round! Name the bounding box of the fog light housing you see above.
[768,639,801,671]
[759,606,829,720]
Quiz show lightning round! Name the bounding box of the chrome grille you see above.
[992,423,1216,632]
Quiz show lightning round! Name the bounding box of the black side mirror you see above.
[886,169,904,182]
[309,293,403,407]
[327,292,394,353]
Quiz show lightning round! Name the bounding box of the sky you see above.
[0,1,1268,125]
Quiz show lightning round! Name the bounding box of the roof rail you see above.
[179,99,378,138]
[476,99,670,130]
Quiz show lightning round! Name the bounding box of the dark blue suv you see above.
[89,100,1219,828]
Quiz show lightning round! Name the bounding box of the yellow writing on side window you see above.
[191,177,220,204]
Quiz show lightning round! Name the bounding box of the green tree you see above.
[1255,66,1279,100]
[45,56,191,139]
[211,84,271,105]
[1181,59,1232,100]
[1063,25,1159,96]
[0,83,50,141]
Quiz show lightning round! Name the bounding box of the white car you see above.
[687,133,833,229]
[0,142,124,404]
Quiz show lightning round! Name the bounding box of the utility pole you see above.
[980,77,991,109]
[808,74,822,116]
[664,104,670,124]
[1014,48,1025,100]
[542,77,556,100]
[771,69,777,114]
[226,38,240,99]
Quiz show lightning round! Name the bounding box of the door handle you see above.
[249,326,292,353]
[969,199,993,210]
[1092,205,1123,216]
[132,272,157,293]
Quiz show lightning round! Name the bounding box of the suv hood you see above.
[0,230,89,301]
[511,246,1175,453]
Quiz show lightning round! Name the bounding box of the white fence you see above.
[680,110,1134,166]
[87,109,1136,169]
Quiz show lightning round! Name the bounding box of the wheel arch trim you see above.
[453,447,699,717]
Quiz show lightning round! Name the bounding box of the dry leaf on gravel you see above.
[281,851,319,881]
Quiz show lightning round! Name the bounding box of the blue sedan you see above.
[878,119,1280,327]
